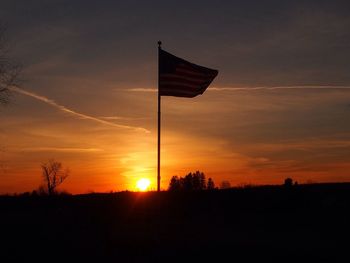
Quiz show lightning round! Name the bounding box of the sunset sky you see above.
[1,0,350,194]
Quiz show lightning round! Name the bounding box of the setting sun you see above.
[136,178,151,191]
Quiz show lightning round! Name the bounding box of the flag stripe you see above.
[178,63,218,77]
[160,84,205,93]
[159,81,202,90]
[160,74,207,85]
[160,87,204,97]
[161,87,201,94]
[175,68,210,78]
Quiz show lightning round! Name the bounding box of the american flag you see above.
[159,49,218,98]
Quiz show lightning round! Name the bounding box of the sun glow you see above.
[136,178,151,191]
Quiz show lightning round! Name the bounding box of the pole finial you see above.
[158,41,162,48]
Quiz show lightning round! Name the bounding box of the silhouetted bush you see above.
[220,181,231,189]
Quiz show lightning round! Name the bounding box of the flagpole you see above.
[157,41,162,192]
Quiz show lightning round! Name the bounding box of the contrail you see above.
[10,86,150,133]
[208,86,350,91]
[126,86,350,92]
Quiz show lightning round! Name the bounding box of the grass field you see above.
[1,183,349,262]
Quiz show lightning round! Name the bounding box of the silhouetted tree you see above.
[220,180,231,189]
[198,171,206,190]
[192,172,200,190]
[183,172,194,191]
[192,171,206,190]
[0,22,21,105]
[284,178,293,188]
[168,176,181,191]
[41,159,69,195]
[168,171,214,191]
[207,178,215,190]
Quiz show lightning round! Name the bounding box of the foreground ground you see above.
[1,183,349,262]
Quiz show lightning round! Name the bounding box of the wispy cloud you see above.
[10,86,150,133]
[21,147,103,153]
[99,116,149,120]
[127,88,157,92]
[209,86,350,91]
[99,116,125,120]
[243,139,350,153]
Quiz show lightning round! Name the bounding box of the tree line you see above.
[168,171,216,191]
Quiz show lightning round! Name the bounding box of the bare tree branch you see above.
[0,21,21,105]
[41,159,70,195]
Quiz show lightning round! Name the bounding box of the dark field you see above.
[1,183,350,262]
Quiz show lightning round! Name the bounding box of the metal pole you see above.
[157,41,162,192]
